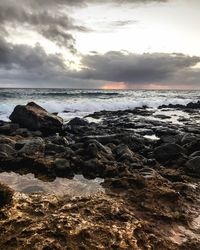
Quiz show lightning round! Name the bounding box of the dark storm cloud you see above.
[2,0,200,88]
[0,1,89,53]
[70,51,200,85]
[0,38,102,88]
[0,37,66,74]
[1,38,200,88]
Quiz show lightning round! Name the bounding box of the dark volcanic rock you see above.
[0,144,16,157]
[68,117,89,126]
[0,183,13,208]
[54,158,73,177]
[186,101,200,109]
[0,105,200,249]
[113,144,136,162]
[184,139,200,154]
[190,151,200,157]
[185,157,200,175]
[0,123,19,135]
[17,137,45,156]
[9,102,63,134]
[159,101,200,110]
[0,136,16,147]
[154,143,185,163]
[45,143,66,154]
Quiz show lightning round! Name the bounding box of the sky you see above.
[0,0,200,89]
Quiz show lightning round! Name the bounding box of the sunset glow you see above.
[0,0,200,89]
[101,83,127,90]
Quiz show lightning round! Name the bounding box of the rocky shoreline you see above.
[0,102,200,249]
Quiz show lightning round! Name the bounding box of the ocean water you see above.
[0,88,199,122]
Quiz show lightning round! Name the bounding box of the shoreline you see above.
[0,102,200,249]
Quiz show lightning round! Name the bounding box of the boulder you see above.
[0,183,13,208]
[190,151,200,157]
[186,101,200,109]
[0,144,16,156]
[0,152,8,158]
[17,137,45,155]
[0,123,19,135]
[185,157,200,175]
[184,139,200,154]
[154,143,184,162]
[113,144,136,162]
[54,158,73,176]
[0,136,16,147]
[9,102,63,134]
[45,143,66,154]
[68,117,89,126]
[180,134,197,145]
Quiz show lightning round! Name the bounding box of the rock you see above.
[160,135,176,144]
[86,142,98,158]
[190,151,200,157]
[45,143,66,154]
[0,123,19,135]
[154,114,171,119]
[186,101,200,109]
[146,158,157,166]
[68,117,89,126]
[184,139,200,154]
[0,183,13,208]
[185,157,200,175]
[0,136,16,147]
[54,158,73,176]
[0,152,8,158]
[113,144,136,162]
[155,127,178,136]
[154,143,184,162]
[80,134,145,152]
[86,139,112,154]
[9,102,63,134]
[48,135,70,146]
[158,103,185,109]
[12,128,32,137]
[158,101,200,110]
[82,159,106,178]
[180,134,197,145]
[32,131,43,137]
[0,144,16,156]
[17,137,45,155]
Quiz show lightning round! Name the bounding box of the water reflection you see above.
[0,172,104,197]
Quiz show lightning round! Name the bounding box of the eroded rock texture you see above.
[0,103,200,249]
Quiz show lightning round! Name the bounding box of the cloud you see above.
[69,51,200,87]
[0,37,66,75]
[1,37,200,89]
[2,0,199,89]
[110,20,138,27]
[0,0,169,52]
[0,1,90,53]
[0,37,103,88]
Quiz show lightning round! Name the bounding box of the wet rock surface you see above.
[0,103,200,249]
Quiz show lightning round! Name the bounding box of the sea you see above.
[0,88,199,122]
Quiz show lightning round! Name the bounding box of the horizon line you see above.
[0,87,199,91]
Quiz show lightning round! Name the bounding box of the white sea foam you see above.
[0,89,199,121]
